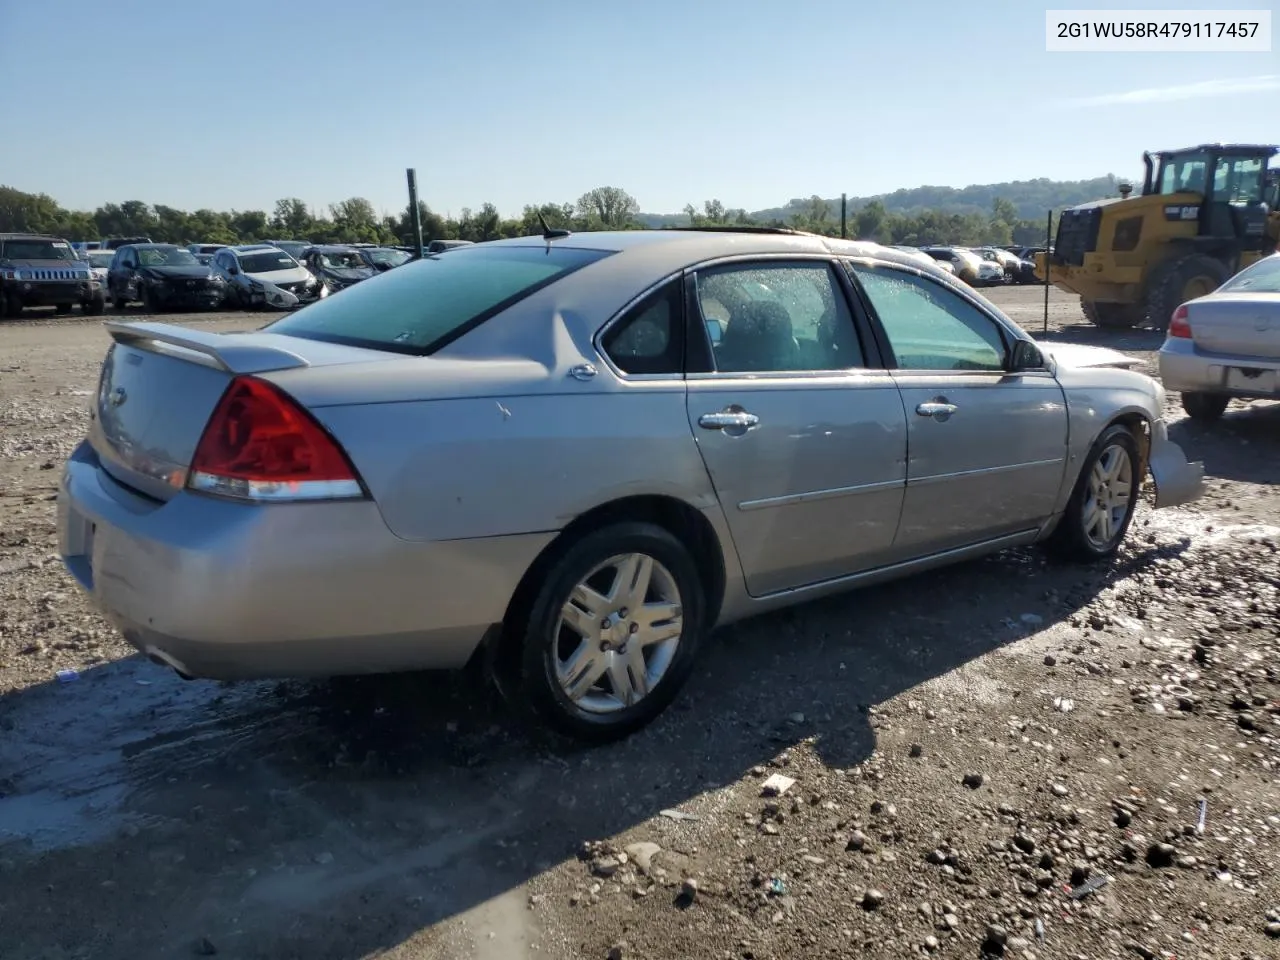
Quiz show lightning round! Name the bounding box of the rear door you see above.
[682,257,908,596]
[846,260,1069,556]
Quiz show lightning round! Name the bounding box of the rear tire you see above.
[1045,423,1141,563]
[1145,254,1230,331]
[1181,391,1229,422]
[511,522,706,743]
[1081,300,1139,329]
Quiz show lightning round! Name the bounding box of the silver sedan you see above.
[1158,253,1280,421]
[57,229,1205,741]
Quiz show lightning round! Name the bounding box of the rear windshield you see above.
[1219,255,1280,294]
[264,244,612,355]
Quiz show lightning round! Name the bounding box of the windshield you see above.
[1158,151,1210,195]
[87,251,115,268]
[365,248,411,267]
[138,247,198,267]
[268,241,309,258]
[265,244,612,354]
[1,239,78,261]
[240,251,299,273]
[1219,255,1280,295]
[319,250,365,270]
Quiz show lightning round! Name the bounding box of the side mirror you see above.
[227,265,239,275]
[1008,340,1044,372]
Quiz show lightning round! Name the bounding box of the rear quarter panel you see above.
[313,381,720,542]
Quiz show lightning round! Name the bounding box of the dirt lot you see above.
[1,288,1278,960]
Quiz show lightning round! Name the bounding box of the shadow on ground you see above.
[1169,400,1280,486]
[0,534,1186,960]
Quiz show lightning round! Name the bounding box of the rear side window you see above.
[600,279,684,375]
[265,245,611,355]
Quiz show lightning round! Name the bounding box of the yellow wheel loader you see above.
[1036,144,1280,330]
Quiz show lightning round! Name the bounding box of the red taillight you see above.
[188,376,364,501]
[1168,304,1192,339]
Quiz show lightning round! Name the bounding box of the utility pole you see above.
[406,168,424,259]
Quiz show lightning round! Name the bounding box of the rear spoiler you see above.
[104,321,310,375]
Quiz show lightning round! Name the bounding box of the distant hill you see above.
[637,175,1121,228]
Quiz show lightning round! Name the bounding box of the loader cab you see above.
[1142,144,1277,253]
[1265,169,1279,211]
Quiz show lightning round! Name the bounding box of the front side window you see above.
[1212,156,1265,204]
[265,244,612,355]
[850,264,1007,372]
[692,260,864,373]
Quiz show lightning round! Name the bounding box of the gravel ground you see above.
[0,289,1278,960]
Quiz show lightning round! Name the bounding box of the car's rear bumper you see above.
[1159,339,1280,400]
[57,441,554,680]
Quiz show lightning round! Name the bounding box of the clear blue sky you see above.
[1,0,1275,218]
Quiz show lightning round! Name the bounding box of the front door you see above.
[684,258,908,596]
[847,261,1069,556]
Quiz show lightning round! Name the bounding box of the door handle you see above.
[698,411,760,430]
[915,400,958,419]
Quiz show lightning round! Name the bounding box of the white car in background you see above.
[1158,253,1280,421]
[209,244,326,310]
[83,249,115,287]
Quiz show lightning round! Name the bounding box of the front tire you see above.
[512,522,706,743]
[83,297,105,316]
[1045,424,1141,563]
[1181,391,1229,422]
[142,286,160,313]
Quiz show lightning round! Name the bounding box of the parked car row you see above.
[98,239,417,312]
[911,245,1043,287]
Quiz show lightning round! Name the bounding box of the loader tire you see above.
[1145,254,1230,332]
[1081,300,1140,329]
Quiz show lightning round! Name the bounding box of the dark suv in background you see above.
[0,233,104,317]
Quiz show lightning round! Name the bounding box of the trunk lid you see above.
[1187,294,1280,360]
[89,321,388,501]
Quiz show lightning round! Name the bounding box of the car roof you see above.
[308,244,358,253]
[0,232,65,241]
[470,228,936,272]
[131,243,180,250]
[231,244,282,252]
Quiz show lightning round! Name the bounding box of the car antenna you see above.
[537,211,571,241]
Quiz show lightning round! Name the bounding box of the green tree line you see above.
[1,183,1053,249]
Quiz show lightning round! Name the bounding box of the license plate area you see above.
[1225,367,1278,394]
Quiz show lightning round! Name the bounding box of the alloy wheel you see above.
[1082,444,1134,548]
[553,552,683,713]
